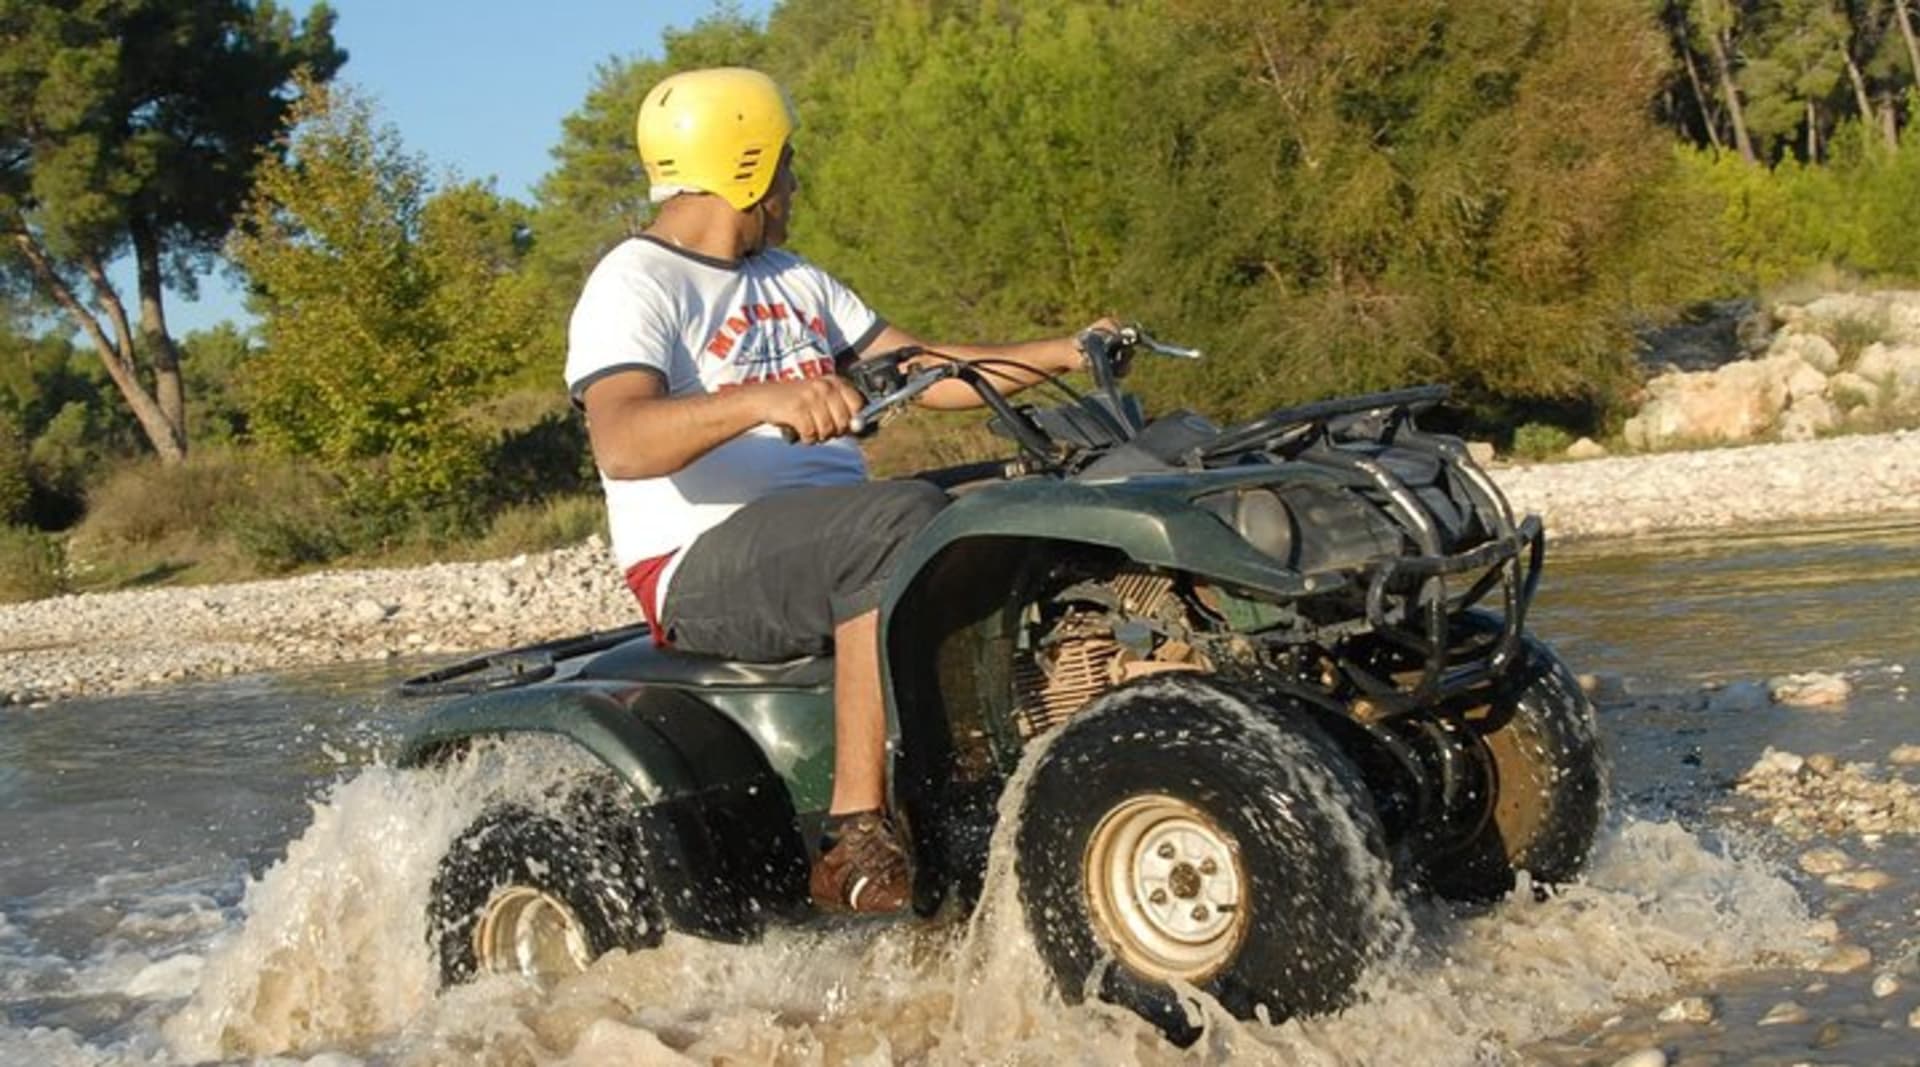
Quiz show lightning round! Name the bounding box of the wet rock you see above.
[1579,671,1629,702]
[1749,748,1805,777]
[1769,671,1851,707]
[1872,974,1901,998]
[1805,918,1842,943]
[1798,847,1853,876]
[1814,944,1873,974]
[1810,1019,1844,1048]
[1909,1006,1920,1029]
[1708,680,1773,713]
[1658,996,1717,1024]
[1824,869,1893,892]
[1609,1050,1667,1067]
[1759,1001,1810,1026]
[1890,744,1920,766]
[1805,752,1843,777]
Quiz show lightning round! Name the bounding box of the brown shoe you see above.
[810,811,911,914]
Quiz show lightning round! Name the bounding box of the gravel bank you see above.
[5,429,1920,706]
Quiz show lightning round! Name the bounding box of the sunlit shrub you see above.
[0,524,65,602]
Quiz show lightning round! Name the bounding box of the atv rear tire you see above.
[431,802,661,987]
[1014,678,1399,1044]
[1421,635,1604,902]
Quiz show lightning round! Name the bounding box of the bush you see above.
[474,494,605,557]
[68,449,353,582]
[0,410,28,525]
[0,524,65,602]
[225,502,350,572]
[1511,422,1576,460]
[76,451,281,549]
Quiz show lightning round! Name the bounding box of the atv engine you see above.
[1010,568,1210,738]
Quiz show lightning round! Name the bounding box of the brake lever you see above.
[1118,325,1202,360]
[849,365,956,434]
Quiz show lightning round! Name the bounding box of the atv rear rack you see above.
[397,622,652,698]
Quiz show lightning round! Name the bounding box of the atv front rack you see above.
[1279,396,1547,715]
[1346,513,1544,713]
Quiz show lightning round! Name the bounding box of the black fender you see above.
[399,681,810,937]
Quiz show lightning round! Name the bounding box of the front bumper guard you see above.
[1345,512,1545,714]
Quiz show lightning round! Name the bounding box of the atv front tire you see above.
[431,802,661,987]
[1015,678,1400,1044]
[1421,634,1604,902]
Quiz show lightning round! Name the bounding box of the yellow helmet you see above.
[636,67,797,212]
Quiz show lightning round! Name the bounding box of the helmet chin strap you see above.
[743,197,773,257]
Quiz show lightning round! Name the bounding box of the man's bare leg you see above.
[828,609,888,814]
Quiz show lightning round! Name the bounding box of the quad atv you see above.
[397,327,1603,1041]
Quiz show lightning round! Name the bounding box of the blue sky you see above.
[161,0,772,334]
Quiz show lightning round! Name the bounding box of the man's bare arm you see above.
[582,370,864,479]
[859,323,1111,411]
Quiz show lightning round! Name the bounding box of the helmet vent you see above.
[735,147,764,181]
[655,158,678,175]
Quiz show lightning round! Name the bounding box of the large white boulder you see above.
[1778,394,1837,442]
[1766,332,1841,373]
[1827,370,1881,411]
[1854,343,1920,408]
[1872,290,1920,344]
[1624,361,1789,449]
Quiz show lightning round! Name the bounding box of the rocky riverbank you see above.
[4,428,1920,706]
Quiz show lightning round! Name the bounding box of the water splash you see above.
[138,733,1812,1066]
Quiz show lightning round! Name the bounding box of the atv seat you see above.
[573,637,834,689]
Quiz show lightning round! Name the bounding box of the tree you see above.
[1738,0,1850,161]
[0,0,343,462]
[792,0,1147,339]
[1692,0,1763,162]
[231,82,544,530]
[1115,0,1702,421]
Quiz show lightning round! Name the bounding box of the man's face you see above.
[756,148,798,248]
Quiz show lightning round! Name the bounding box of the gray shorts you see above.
[661,479,949,661]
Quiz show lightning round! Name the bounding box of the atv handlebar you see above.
[801,325,1199,458]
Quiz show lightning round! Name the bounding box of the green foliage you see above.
[794,0,1146,339]
[0,408,28,524]
[225,501,349,573]
[1511,422,1576,460]
[1677,120,1920,286]
[28,402,106,510]
[181,324,257,444]
[1658,0,1916,162]
[1109,0,1689,421]
[232,82,546,533]
[0,523,64,602]
[473,494,606,558]
[67,449,349,583]
[0,0,344,458]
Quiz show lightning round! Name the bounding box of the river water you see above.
[2,519,1916,1065]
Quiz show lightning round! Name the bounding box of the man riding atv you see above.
[566,65,1115,914]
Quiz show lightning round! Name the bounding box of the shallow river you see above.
[2,519,1916,1066]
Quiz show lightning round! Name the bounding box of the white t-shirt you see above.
[565,236,883,593]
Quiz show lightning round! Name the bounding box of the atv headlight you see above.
[1198,488,1296,566]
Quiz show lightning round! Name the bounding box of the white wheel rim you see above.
[1083,794,1249,982]
[473,886,593,980]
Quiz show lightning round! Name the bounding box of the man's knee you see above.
[868,479,949,542]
